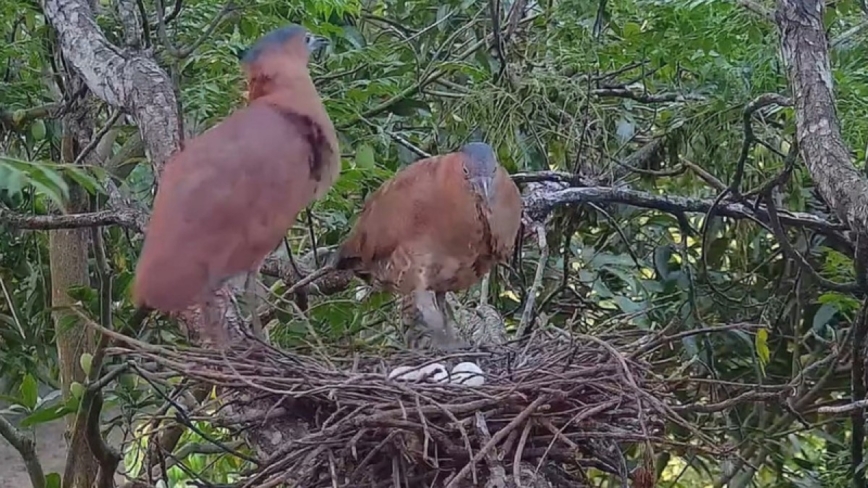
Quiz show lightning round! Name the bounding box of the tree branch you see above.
[0,103,61,132]
[776,0,868,239]
[0,416,46,488]
[42,0,180,175]
[0,207,141,231]
[591,87,706,103]
[523,185,847,237]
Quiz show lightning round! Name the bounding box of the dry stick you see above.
[284,265,337,295]
[444,395,549,488]
[517,224,548,337]
[819,399,868,414]
[513,416,533,487]
[534,399,621,475]
[475,412,510,486]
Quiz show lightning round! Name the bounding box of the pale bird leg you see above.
[414,289,463,351]
[244,271,264,340]
[435,291,468,349]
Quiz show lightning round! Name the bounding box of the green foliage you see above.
[4,0,868,486]
[0,156,105,208]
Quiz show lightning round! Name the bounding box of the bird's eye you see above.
[463,166,470,175]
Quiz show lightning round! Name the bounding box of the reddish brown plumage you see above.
[133,26,340,314]
[334,150,522,295]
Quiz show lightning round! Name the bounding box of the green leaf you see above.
[622,21,642,39]
[30,119,46,140]
[20,401,77,428]
[755,328,770,372]
[45,473,61,488]
[11,109,26,126]
[80,353,94,377]
[63,167,104,195]
[613,295,643,315]
[355,144,375,169]
[19,374,38,410]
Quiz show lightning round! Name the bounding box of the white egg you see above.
[450,361,485,386]
[387,365,418,381]
[425,363,450,383]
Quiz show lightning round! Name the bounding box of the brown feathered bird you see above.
[133,25,340,344]
[332,142,523,350]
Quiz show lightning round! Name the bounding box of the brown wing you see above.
[335,153,487,293]
[335,155,444,269]
[487,166,523,262]
[133,102,331,311]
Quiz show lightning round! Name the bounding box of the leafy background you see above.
[3,0,868,486]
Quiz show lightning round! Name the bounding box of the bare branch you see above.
[42,0,180,175]
[591,87,706,103]
[777,0,868,239]
[516,224,548,337]
[523,185,847,237]
[114,0,143,48]
[0,207,141,231]
[819,399,868,415]
[0,416,46,488]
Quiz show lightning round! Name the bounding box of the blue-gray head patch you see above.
[241,24,329,65]
[460,142,499,204]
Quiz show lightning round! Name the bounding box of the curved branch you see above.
[0,416,45,488]
[41,0,180,174]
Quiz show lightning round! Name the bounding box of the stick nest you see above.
[117,333,691,488]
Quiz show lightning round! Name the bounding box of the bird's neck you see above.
[246,67,313,103]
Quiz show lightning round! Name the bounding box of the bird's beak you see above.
[470,176,495,205]
[306,35,330,54]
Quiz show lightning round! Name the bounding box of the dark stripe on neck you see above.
[269,105,332,182]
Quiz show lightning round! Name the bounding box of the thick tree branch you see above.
[42,0,180,175]
[0,416,46,488]
[523,185,847,237]
[776,0,868,238]
[3,179,847,254]
[0,207,141,231]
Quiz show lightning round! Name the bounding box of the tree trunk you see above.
[51,102,98,488]
[776,0,868,237]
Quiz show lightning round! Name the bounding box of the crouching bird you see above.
[132,24,340,345]
[332,142,522,350]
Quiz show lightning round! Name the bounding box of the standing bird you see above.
[332,142,523,350]
[132,25,340,345]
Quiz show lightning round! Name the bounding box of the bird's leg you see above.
[201,297,229,348]
[434,291,460,342]
[414,290,461,351]
[244,271,264,341]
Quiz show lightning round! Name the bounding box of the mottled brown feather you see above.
[335,150,522,295]
[133,43,339,312]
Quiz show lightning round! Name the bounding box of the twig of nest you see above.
[111,333,722,488]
